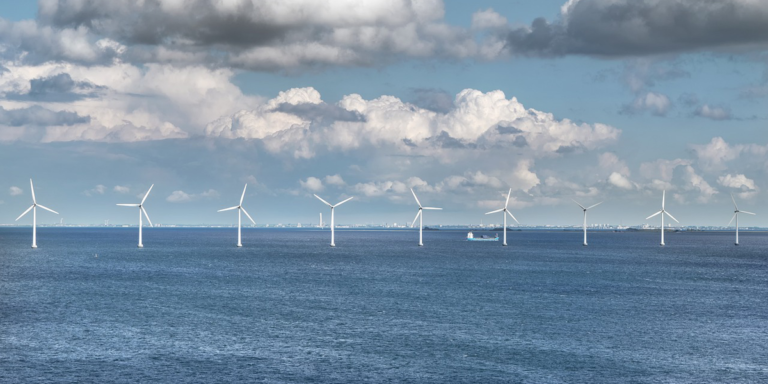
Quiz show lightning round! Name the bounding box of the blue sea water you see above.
[1,227,767,383]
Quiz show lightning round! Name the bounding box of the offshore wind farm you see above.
[2,0,768,382]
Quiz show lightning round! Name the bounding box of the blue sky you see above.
[0,0,766,227]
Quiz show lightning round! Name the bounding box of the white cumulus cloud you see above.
[9,186,23,196]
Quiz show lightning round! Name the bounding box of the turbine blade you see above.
[16,205,34,221]
[571,199,586,210]
[241,207,256,224]
[731,193,738,210]
[586,201,603,210]
[30,179,36,204]
[217,206,239,212]
[141,206,153,227]
[506,210,520,224]
[411,210,421,228]
[334,196,354,207]
[141,184,154,205]
[505,188,512,209]
[646,211,662,220]
[485,208,504,215]
[422,207,442,210]
[117,203,140,207]
[314,194,333,207]
[664,211,679,223]
[662,190,665,210]
[240,184,247,206]
[411,188,422,208]
[507,211,520,224]
[741,211,756,215]
[728,213,736,226]
[36,204,59,215]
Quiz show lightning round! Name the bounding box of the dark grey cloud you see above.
[274,102,364,125]
[495,122,523,135]
[505,0,768,57]
[0,105,90,126]
[426,131,476,149]
[408,88,454,113]
[4,73,102,102]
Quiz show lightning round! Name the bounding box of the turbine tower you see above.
[410,188,442,246]
[728,193,755,246]
[218,184,256,247]
[485,188,519,246]
[314,195,353,247]
[117,184,154,248]
[15,179,59,248]
[645,190,678,246]
[573,199,603,246]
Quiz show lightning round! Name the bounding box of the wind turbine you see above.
[410,188,442,246]
[645,190,678,246]
[728,193,755,246]
[485,188,519,246]
[573,199,603,246]
[314,195,353,247]
[117,184,154,248]
[16,179,58,248]
[218,184,256,247]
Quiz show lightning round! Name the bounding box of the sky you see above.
[0,0,766,227]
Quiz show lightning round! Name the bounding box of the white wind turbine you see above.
[410,188,442,246]
[645,190,678,246]
[314,195,353,247]
[218,184,256,247]
[573,199,603,246]
[117,184,154,248]
[485,188,519,246]
[728,193,755,246]
[16,179,59,248]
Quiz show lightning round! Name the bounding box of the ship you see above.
[467,232,499,241]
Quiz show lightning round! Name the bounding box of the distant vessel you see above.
[467,232,499,241]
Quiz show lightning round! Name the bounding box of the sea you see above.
[1,227,766,383]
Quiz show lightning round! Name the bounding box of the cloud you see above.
[695,104,732,121]
[472,9,508,30]
[324,174,346,186]
[207,87,620,160]
[84,184,106,196]
[0,62,258,142]
[113,185,130,193]
[608,172,634,190]
[17,0,506,70]
[9,186,22,196]
[166,189,219,203]
[504,0,768,57]
[622,92,671,116]
[300,177,324,192]
[0,105,90,127]
[717,174,757,190]
[166,190,192,203]
[691,137,768,172]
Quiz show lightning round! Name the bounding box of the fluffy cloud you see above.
[113,185,130,193]
[622,92,671,116]
[84,184,106,196]
[717,174,757,190]
[691,137,768,172]
[207,87,620,159]
[9,186,22,196]
[300,177,324,192]
[166,189,219,203]
[9,0,506,70]
[504,0,768,57]
[324,174,346,186]
[608,172,634,190]
[695,104,731,121]
[0,62,258,142]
